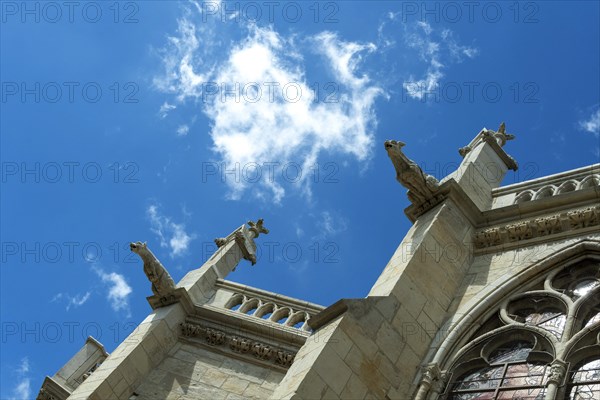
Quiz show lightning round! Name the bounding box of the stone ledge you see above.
[179,320,296,372]
[37,377,71,400]
[474,205,600,253]
[146,287,194,313]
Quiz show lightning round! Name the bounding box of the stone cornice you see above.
[36,377,70,400]
[483,186,600,226]
[474,205,600,253]
[179,320,297,371]
[404,179,481,224]
[406,178,600,228]
[307,297,399,332]
[307,298,353,331]
[146,287,194,312]
[85,336,109,357]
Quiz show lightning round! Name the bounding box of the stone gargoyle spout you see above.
[130,241,176,297]
[384,140,440,204]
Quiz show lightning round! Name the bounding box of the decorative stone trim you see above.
[548,360,567,385]
[415,363,450,399]
[474,205,600,249]
[37,389,58,400]
[420,363,441,387]
[512,174,599,205]
[223,292,313,332]
[36,377,71,400]
[180,322,296,368]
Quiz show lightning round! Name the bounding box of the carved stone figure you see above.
[459,122,516,157]
[130,242,176,297]
[548,362,566,384]
[248,218,269,238]
[385,140,440,204]
[214,218,269,250]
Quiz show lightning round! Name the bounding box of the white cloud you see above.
[310,210,348,241]
[147,204,195,257]
[52,291,92,311]
[154,15,384,202]
[401,22,477,100]
[579,107,600,137]
[9,358,30,400]
[92,265,132,317]
[176,124,189,136]
[319,211,348,236]
[158,102,176,118]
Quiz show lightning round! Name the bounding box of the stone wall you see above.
[133,342,283,400]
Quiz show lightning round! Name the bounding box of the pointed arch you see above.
[432,239,600,369]
[421,239,600,399]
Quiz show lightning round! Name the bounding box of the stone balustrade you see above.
[491,165,599,209]
[210,279,324,332]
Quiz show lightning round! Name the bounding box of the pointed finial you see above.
[248,219,269,239]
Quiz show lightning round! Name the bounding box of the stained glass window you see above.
[572,279,599,298]
[584,311,600,328]
[444,259,600,400]
[513,307,566,339]
[568,359,600,400]
[450,342,548,399]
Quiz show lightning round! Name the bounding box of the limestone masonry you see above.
[37,124,600,399]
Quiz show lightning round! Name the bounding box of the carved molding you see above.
[474,206,600,249]
[37,389,58,400]
[180,322,296,368]
[511,174,599,205]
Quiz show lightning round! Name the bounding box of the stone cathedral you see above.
[37,125,600,399]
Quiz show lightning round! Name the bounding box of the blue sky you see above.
[1,1,599,398]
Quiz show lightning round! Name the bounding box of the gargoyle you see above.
[248,218,269,238]
[459,122,515,157]
[384,140,440,204]
[130,242,176,297]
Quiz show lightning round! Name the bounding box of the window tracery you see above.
[443,258,600,399]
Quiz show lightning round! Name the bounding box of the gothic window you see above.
[442,258,600,400]
[567,358,600,399]
[452,341,547,400]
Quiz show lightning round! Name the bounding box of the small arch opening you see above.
[515,191,534,204]
[580,175,600,190]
